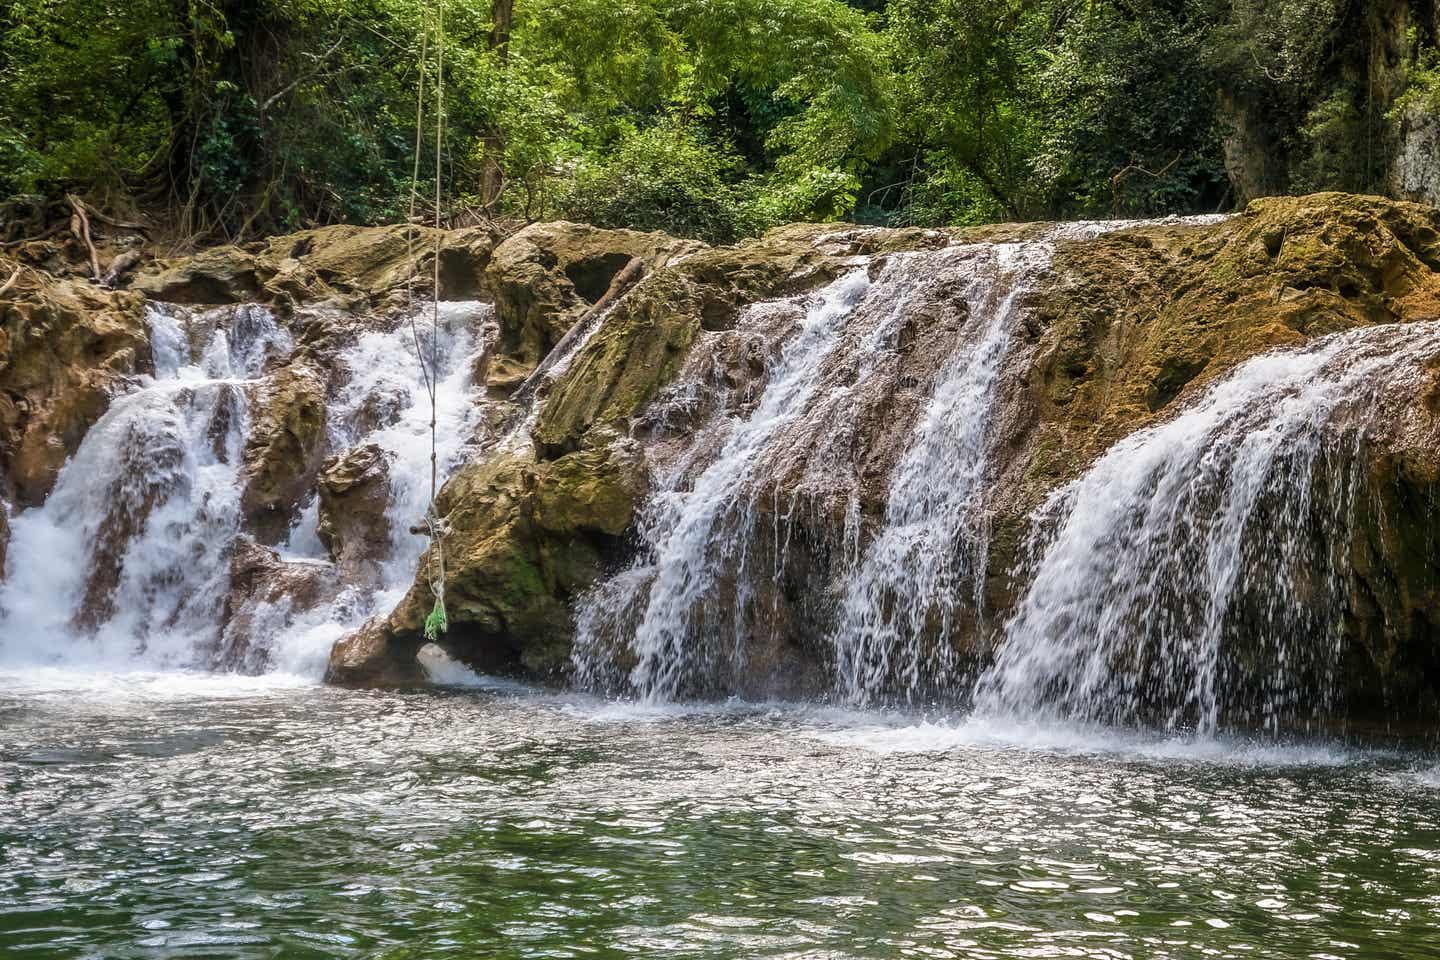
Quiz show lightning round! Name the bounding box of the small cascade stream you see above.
[282,304,497,588]
[573,268,874,700]
[830,223,1114,703]
[0,304,290,667]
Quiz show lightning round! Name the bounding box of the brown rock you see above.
[134,224,496,306]
[219,536,338,673]
[239,360,328,542]
[316,443,392,587]
[324,616,428,687]
[484,222,703,390]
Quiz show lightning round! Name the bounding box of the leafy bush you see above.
[558,121,761,242]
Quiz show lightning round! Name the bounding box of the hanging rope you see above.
[403,0,450,643]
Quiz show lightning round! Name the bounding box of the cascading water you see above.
[0,298,496,678]
[976,320,1440,732]
[830,227,1088,703]
[242,301,498,675]
[0,304,289,668]
[573,269,873,700]
[573,231,1101,702]
[573,221,1202,705]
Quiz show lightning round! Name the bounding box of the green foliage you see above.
[1034,3,1228,217]
[557,121,761,242]
[2,0,1438,239]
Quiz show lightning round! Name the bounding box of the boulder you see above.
[218,536,338,673]
[484,221,704,390]
[316,443,392,587]
[325,436,645,684]
[326,616,429,688]
[239,360,328,543]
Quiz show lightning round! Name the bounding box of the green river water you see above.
[3,670,1439,959]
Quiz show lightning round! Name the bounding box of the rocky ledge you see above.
[5,194,1440,724]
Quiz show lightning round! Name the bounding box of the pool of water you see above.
[3,669,1439,959]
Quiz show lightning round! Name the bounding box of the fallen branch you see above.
[1110,154,1183,213]
[67,194,102,282]
[75,200,151,236]
[0,222,67,248]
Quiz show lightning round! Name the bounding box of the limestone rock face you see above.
[134,224,495,306]
[1391,104,1440,208]
[484,221,704,390]
[0,505,9,581]
[532,225,845,452]
[0,263,149,505]
[316,443,392,587]
[1001,193,1440,507]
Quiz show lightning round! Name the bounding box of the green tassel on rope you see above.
[424,594,448,640]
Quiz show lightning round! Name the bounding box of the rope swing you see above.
[404,0,449,643]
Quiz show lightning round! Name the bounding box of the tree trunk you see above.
[480,0,515,214]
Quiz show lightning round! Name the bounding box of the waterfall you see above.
[573,269,873,700]
[976,320,1440,732]
[829,231,1063,703]
[0,304,289,668]
[283,302,497,597]
[0,299,496,678]
[572,230,1103,702]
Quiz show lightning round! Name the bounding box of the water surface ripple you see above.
[2,674,1438,959]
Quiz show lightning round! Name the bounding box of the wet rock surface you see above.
[218,536,338,673]
[483,221,703,391]
[239,360,329,544]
